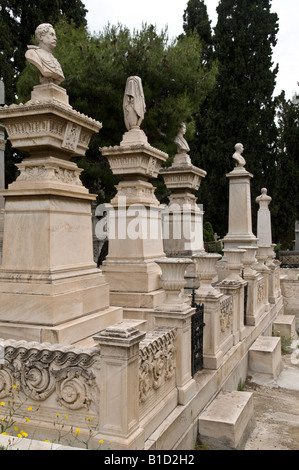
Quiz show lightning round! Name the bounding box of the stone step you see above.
[249,336,282,380]
[198,390,254,450]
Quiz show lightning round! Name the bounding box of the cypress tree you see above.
[195,0,279,238]
[182,0,213,64]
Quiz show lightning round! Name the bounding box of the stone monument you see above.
[0,24,122,344]
[100,77,168,328]
[160,122,206,257]
[222,143,258,249]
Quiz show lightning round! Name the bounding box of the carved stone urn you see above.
[155,258,193,311]
[193,253,222,296]
[222,248,246,283]
[238,245,258,276]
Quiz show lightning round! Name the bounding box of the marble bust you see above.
[174,122,190,154]
[232,143,246,168]
[123,76,146,131]
[25,23,65,85]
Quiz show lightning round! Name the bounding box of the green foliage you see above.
[194,0,279,239]
[274,92,299,246]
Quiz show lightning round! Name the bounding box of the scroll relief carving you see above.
[220,296,233,334]
[257,278,265,304]
[0,340,101,411]
[139,328,176,404]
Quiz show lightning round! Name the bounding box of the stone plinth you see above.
[249,336,282,379]
[198,391,254,450]
[160,153,206,257]
[222,166,258,249]
[100,128,168,313]
[0,84,123,344]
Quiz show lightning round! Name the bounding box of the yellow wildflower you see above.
[0,402,5,406]
[25,417,30,422]
[75,428,80,435]
[12,385,17,389]
[64,414,68,419]
[27,406,32,411]
[99,439,104,444]
[20,431,28,437]
[14,427,19,431]
[45,439,50,443]
[17,434,22,438]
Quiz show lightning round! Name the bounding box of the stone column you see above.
[94,322,146,450]
[0,83,122,344]
[217,249,247,343]
[160,151,206,294]
[153,258,197,405]
[100,82,168,325]
[222,144,258,249]
[256,188,282,307]
[193,253,227,369]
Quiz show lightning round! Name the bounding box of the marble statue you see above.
[25,23,65,85]
[232,143,246,168]
[123,76,146,131]
[174,122,190,154]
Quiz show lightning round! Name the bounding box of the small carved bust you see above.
[123,76,146,131]
[25,23,65,85]
[174,122,190,154]
[232,143,246,168]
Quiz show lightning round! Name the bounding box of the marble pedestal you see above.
[222,166,258,249]
[100,129,168,325]
[0,84,123,343]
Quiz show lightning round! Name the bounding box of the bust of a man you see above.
[174,122,190,154]
[25,23,65,85]
[232,143,246,168]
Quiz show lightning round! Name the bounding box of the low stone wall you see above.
[280,268,299,329]
[0,326,178,449]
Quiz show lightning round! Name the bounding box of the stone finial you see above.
[232,143,246,168]
[25,23,65,85]
[123,76,146,131]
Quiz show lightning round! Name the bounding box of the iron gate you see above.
[191,290,205,375]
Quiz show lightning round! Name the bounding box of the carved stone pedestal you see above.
[0,85,122,344]
[100,128,168,327]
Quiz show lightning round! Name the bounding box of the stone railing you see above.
[139,327,177,420]
[280,268,299,329]
[0,340,100,415]
[279,251,299,268]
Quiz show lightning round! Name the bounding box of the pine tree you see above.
[182,0,213,64]
[195,0,279,238]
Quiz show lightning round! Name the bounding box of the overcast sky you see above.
[83,0,299,100]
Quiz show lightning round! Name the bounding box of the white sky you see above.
[83,0,299,100]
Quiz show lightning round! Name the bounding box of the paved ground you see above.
[243,339,299,450]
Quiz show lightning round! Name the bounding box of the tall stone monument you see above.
[100,76,168,327]
[222,143,258,249]
[0,80,5,264]
[160,122,206,257]
[0,24,122,344]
